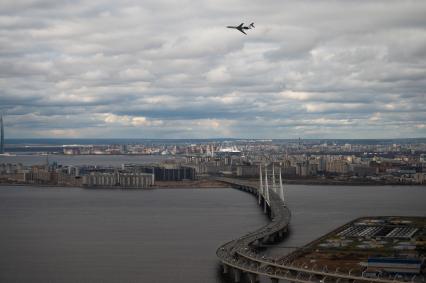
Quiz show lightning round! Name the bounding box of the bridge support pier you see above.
[270,278,279,283]
[247,273,258,283]
[222,263,229,274]
[233,268,241,282]
[269,233,276,243]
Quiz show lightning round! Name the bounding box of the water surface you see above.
[0,185,425,283]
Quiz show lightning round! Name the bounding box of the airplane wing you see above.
[237,23,244,28]
[237,28,247,35]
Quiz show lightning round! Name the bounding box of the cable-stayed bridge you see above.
[215,165,415,283]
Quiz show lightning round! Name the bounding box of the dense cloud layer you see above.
[1,0,425,138]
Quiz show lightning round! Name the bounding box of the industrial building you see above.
[338,224,418,239]
[366,257,422,275]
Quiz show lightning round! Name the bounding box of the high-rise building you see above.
[0,114,4,154]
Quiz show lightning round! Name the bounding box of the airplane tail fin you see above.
[250,23,255,28]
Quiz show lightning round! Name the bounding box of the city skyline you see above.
[1,1,426,139]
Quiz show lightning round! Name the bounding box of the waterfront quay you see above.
[217,177,425,283]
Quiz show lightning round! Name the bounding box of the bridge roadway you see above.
[215,177,412,283]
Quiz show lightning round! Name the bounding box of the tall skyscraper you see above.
[0,114,4,154]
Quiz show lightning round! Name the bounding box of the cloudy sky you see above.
[1,0,425,139]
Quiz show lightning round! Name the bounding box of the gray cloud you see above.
[0,0,425,138]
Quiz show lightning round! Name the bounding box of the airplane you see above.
[227,22,255,35]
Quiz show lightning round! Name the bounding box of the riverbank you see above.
[1,178,424,189]
[283,179,425,186]
[153,179,231,189]
[0,183,71,188]
[0,179,232,189]
[233,177,426,186]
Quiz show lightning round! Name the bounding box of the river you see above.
[0,184,425,283]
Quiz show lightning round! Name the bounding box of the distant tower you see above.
[0,114,4,154]
[45,155,49,168]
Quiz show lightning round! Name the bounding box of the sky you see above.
[0,0,425,139]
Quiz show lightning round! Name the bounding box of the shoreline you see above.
[0,179,232,189]
[1,178,424,188]
[239,178,426,186]
[283,216,426,276]
[283,181,426,186]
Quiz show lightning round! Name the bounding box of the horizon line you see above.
[4,137,426,140]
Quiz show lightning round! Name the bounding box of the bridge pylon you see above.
[263,165,270,214]
[258,164,264,205]
[279,167,285,203]
[272,164,276,193]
